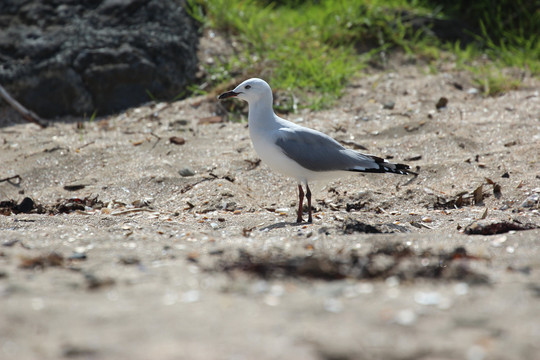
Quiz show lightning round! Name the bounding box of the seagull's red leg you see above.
[297,184,304,223]
[306,183,312,223]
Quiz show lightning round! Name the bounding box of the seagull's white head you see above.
[218,78,272,105]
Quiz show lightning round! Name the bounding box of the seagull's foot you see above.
[296,215,312,224]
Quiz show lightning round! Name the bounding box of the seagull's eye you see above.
[245,85,251,89]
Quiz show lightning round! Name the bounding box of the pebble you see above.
[394,309,417,326]
[179,167,195,177]
[356,283,374,294]
[521,194,539,207]
[454,282,469,296]
[31,297,45,311]
[383,101,395,110]
[162,291,178,305]
[132,198,153,207]
[181,290,200,303]
[68,252,87,260]
[414,291,441,306]
[385,276,400,287]
[490,235,507,247]
[263,295,280,306]
[324,298,343,313]
[435,97,448,109]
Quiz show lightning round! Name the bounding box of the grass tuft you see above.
[187,0,539,109]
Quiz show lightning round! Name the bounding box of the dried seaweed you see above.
[465,221,538,235]
[19,252,64,269]
[212,244,489,284]
[0,195,104,215]
[433,184,491,209]
[342,219,382,234]
[342,218,409,234]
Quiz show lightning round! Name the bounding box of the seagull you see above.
[219,78,416,223]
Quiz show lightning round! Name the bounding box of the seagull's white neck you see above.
[247,96,277,129]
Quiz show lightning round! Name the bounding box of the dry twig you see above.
[0,83,49,128]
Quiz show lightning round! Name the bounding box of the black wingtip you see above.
[394,163,415,175]
[348,160,418,176]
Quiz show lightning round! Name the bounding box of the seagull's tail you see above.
[349,155,417,175]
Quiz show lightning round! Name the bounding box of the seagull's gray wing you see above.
[275,127,412,174]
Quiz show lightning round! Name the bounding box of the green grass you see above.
[440,0,540,94]
[187,0,539,107]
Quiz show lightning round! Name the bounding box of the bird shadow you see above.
[259,221,307,231]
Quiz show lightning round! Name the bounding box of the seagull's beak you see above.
[218,91,239,100]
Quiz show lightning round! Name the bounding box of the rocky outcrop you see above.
[0,0,200,118]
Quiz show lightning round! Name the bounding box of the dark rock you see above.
[179,167,195,177]
[382,101,395,110]
[16,197,34,213]
[436,97,448,109]
[342,218,382,234]
[0,0,200,118]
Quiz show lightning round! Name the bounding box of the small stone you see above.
[435,97,448,109]
[323,298,343,313]
[132,198,152,208]
[521,194,539,208]
[414,291,441,305]
[169,136,186,145]
[119,256,140,265]
[68,252,87,260]
[490,235,507,247]
[454,282,469,295]
[179,168,195,177]
[383,101,395,110]
[394,309,417,326]
[16,197,34,213]
[221,201,237,211]
[169,119,189,128]
[181,290,200,303]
